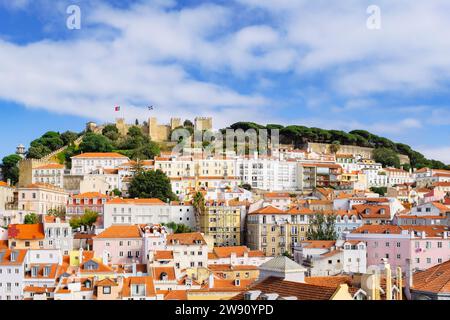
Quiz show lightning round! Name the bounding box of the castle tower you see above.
[16,144,26,159]
[86,121,98,133]
[194,117,212,132]
[115,118,129,136]
[148,117,159,141]
[170,118,182,130]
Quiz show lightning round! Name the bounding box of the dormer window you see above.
[380,209,385,215]
[31,266,39,277]
[43,265,51,277]
[365,208,371,214]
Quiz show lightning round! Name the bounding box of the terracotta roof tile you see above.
[72,152,128,159]
[8,224,45,240]
[231,277,339,300]
[95,225,142,239]
[166,232,206,245]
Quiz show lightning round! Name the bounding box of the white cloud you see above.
[0,2,271,124]
[419,146,450,164]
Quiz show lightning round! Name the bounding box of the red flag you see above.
[115,106,121,112]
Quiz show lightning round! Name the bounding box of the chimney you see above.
[7,179,11,187]
[78,248,84,265]
[208,273,215,289]
[102,250,109,265]
[396,267,403,300]
[132,261,137,275]
[385,261,392,300]
[405,258,413,300]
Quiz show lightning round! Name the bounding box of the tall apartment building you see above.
[200,201,242,247]
[32,163,66,189]
[103,198,195,229]
[154,155,235,179]
[70,152,130,175]
[17,183,68,218]
[246,206,314,257]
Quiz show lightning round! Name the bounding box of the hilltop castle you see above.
[87,117,213,142]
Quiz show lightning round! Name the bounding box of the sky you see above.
[0,0,449,163]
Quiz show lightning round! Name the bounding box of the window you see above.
[328,260,333,264]
[385,242,390,247]
[427,258,431,264]
[103,286,111,294]
[396,242,401,248]
[437,242,442,248]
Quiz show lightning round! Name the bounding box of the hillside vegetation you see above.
[224,122,450,170]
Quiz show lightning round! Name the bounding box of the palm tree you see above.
[192,191,206,232]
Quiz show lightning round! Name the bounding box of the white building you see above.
[17,183,68,218]
[103,198,196,229]
[0,249,28,301]
[43,216,73,255]
[293,239,367,276]
[32,163,66,189]
[70,152,129,175]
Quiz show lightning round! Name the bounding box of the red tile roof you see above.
[106,198,166,205]
[95,225,142,239]
[413,260,450,294]
[8,224,45,240]
[72,152,128,159]
[249,206,285,215]
[231,277,340,300]
[166,232,206,245]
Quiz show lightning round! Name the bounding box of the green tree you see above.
[47,208,66,219]
[164,222,193,234]
[372,148,401,168]
[306,214,338,240]
[60,131,79,146]
[79,133,114,153]
[69,210,99,230]
[370,187,388,196]
[183,120,194,128]
[0,154,22,185]
[102,124,120,142]
[27,144,52,159]
[24,213,39,224]
[112,188,122,196]
[128,170,176,202]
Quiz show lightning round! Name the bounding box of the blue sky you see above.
[0,0,450,163]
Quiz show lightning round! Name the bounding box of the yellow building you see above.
[154,156,236,179]
[208,264,259,281]
[246,206,314,257]
[200,201,241,247]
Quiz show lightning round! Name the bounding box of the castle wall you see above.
[307,142,410,164]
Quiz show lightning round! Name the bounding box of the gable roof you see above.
[8,224,45,240]
[106,198,166,205]
[121,276,156,297]
[231,277,340,300]
[259,256,306,273]
[95,225,142,239]
[249,206,286,215]
[166,232,206,245]
[72,152,128,159]
[413,260,450,294]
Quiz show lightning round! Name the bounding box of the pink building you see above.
[93,225,143,265]
[346,225,450,272]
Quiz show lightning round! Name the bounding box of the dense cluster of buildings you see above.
[1,122,449,300]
